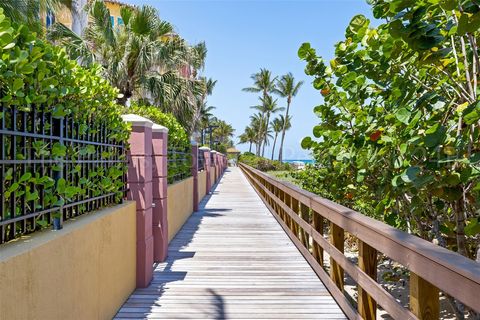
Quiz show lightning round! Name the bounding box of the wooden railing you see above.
[239,163,480,320]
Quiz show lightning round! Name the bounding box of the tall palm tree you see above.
[239,126,257,153]
[192,77,216,133]
[69,0,88,35]
[271,115,291,160]
[274,73,303,162]
[48,1,204,130]
[251,95,284,157]
[243,68,277,99]
[243,68,278,156]
[1,0,61,33]
[249,112,266,156]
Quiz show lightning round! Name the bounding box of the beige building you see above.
[46,0,133,29]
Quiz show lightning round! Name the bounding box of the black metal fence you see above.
[198,151,205,172]
[0,106,126,244]
[167,147,192,184]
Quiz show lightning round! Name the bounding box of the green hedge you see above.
[126,104,191,183]
[0,8,129,235]
[126,104,190,149]
[239,153,291,172]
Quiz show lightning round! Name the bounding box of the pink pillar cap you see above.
[122,114,154,127]
[152,123,168,133]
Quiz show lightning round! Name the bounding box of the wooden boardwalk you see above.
[115,167,345,320]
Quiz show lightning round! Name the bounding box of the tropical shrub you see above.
[126,104,190,149]
[125,104,191,184]
[239,153,291,172]
[297,0,480,270]
[0,8,129,235]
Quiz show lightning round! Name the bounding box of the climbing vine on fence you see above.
[296,0,480,271]
[0,8,129,242]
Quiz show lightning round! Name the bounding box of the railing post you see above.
[191,142,199,212]
[312,211,324,266]
[330,222,344,291]
[410,272,439,319]
[122,114,154,288]
[300,203,310,248]
[200,147,211,194]
[152,124,169,263]
[358,240,378,320]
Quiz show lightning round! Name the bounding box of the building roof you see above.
[104,0,135,9]
[226,147,241,154]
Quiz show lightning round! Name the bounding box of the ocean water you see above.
[283,159,314,165]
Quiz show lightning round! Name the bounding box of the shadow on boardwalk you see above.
[115,167,345,320]
[114,171,229,320]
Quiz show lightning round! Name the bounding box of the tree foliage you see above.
[0,8,128,224]
[297,1,480,266]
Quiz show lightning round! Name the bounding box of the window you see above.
[46,10,55,28]
[117,17,124,26]
[110,16,114,27]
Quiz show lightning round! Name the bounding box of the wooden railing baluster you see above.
[410,273,439,320]
[291,197,300,239]
[300,203,310,248]
[358,240,378,320]
[312,210,324,267]
[330,222,345,291]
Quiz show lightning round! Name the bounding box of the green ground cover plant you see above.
[239,152,291,172]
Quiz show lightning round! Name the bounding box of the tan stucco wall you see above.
[198,170,207,203]
[167,177,194,242]
[0,201,136,320]
[210,169,216,188]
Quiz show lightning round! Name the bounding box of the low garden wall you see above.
[210,169,216,189]
[0,201,137,320]
[198,170,207,203]
[167,177,194,242]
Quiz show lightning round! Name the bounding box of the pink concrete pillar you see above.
[215,152,220,182]
[191,143,199,212]
[211,150,218,183]
[122,114,154,288]
[200,147,211,193]
[152,124,169,262]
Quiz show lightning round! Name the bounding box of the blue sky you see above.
[129,0,375,159]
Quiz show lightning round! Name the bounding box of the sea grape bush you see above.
[297,0,480,270]
[0,8,129,232]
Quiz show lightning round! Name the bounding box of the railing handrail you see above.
[239,163,480,317]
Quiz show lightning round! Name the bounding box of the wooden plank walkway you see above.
[115,167,345,320]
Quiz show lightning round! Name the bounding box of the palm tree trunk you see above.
[271,133,278,160]
[71,0,88,36]
[262,113,270,157]
[249,142,252,153]
[278,101,290,162]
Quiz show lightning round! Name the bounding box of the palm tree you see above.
[192,77,216,133]
[270,115,291,160]
[274,73,303,162]
[249,113,266,156]
[239,126,257,153]
[1,0,62,33]
[69,0,88,35]
[251,95,284,157]
[242,68,277,99]
[48,1,204,130]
